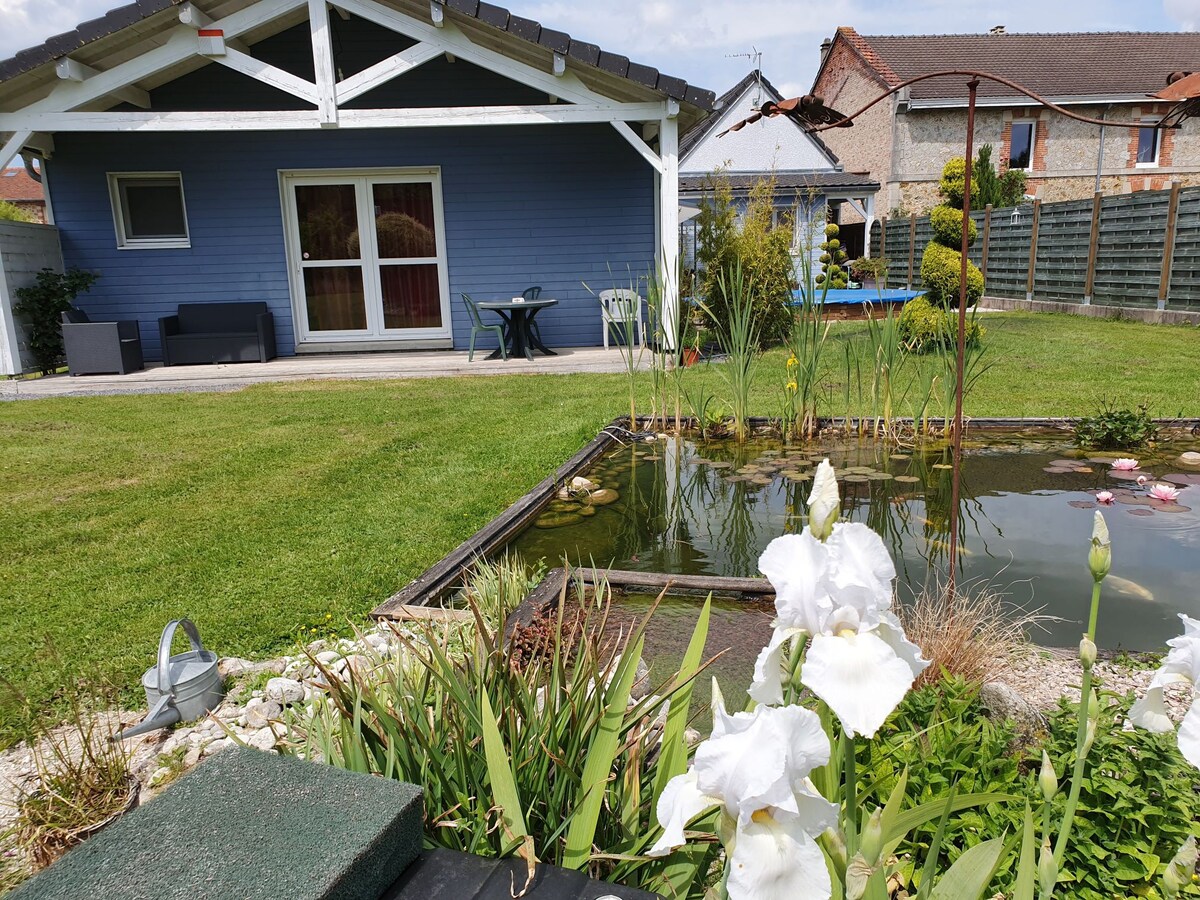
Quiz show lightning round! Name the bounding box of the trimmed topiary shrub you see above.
[898,294,984,353]
[920,243,984,308]
[937,157,978,209]
[929,206,977,248]
[819,223,849,289]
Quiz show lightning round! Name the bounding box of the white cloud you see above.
[1164,0,1200,29]
[0,0,114,59]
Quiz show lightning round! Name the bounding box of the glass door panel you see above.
[372,182,437,258]
[380,264,442,329]
[295,184,361,260]
[303,267,367,331]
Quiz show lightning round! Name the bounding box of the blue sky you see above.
[1,0,1196,98]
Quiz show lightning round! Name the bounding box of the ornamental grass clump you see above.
[293,558,721,897]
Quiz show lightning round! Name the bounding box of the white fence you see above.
[0,220,64,375]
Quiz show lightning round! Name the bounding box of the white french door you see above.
[282,169,451,344]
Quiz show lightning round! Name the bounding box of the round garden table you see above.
[477,298,558,360]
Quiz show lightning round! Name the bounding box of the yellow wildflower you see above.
[787,381,798,392]
[786,355,798,368]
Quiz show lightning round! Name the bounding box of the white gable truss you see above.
[0,0,694,344]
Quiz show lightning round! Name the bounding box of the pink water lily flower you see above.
[1096,491,1115,504]
[1149,483,1181,501]
[1111,458,1141,471]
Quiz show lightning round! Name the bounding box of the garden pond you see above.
[506,430,1200,689]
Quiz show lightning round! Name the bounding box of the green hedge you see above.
[920,242,984,308]
[898,294,985,352]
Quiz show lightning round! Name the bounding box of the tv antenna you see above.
[726,47,764,106]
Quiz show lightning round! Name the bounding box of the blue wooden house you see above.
[0,0,713,363]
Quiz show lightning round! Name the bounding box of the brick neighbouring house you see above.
[0,166,45,222]
[811,27,1200,215]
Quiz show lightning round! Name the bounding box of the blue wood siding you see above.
[46,16,655,359]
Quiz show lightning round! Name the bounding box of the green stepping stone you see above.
[11,748,422,900]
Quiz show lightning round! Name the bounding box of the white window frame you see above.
[107,171,191,249]
[1135,121,1161,168]
[1008,120,1036,172]
[278,167,452,345]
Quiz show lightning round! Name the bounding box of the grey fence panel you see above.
[979,210,1033,299]
[1091,191,1167,308]
[1166,186,1200,310]
[1032,197,1093,303]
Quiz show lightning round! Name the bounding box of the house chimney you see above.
[989,25,1006,34]
[820,37,833,63]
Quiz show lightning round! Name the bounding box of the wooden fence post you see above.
[1158,181,1181,311]
[1083,191,1102,305]
[906,213,917,289]
[980,204,992,285]
[1025,198,1041,303]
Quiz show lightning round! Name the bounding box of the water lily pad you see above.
[1153,503,1190,513]
[843,474,870,483]
[1127,508,1155,517]
[1116,495,1152,506]
[708,461,732,469]
[535,512,584,528]
[868,472,894,481]
[1178,451,1200,467]
[1044,467,1073,474]
[725,474,749,483]
[890,454,911,460]
[1050,459,1082,467]
[932,463,953,470]
[751,475,773,485]
[1107,469,1147,480]
[786,472,813,482]
[588,489,620,505]
[1068,500,1098,509]
[760,450,781,458]
[1088,455,1119,464]
[1162,473,1200,486]
[894,475,922,484]
[1074,467,1094,474]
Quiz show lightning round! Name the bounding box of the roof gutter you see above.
[907,93,1148,110]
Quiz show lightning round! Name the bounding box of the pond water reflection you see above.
[507,431,1200,651]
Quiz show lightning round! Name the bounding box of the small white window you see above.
[1009,121,1035,171]
[108,172,190,249]
[1136,124,1160,167]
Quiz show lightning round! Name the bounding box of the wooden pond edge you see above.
[372,420,628,617]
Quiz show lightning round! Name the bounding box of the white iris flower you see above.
[1130,614,1200,769]
[649,690,838,900]
[750,524,929,737]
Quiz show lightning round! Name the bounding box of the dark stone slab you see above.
[506,15,540,42]
[567,40,601,66]
[383,848,659,900]
[11,748,423,900]
[536,28,571,53]
[475,2,509,28]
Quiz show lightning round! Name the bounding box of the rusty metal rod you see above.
[805,70,1152,134]
[946,79,978,595]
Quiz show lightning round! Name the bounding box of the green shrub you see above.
[938,157,978,210]
[920,242,984,308]
[1073,401,1159,449]
[898,294,984,352]
[0,200,33,222]
[820,222,849,289]
[696,173,795,345]
[12,267,99,374]
[930,205,977,248]
[974,145,1028,209]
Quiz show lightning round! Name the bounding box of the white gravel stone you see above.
[264,677,304,706]
[246,728,278,752]
[315,650,341,667]
[244,697,281,729]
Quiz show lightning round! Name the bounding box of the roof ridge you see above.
[837,27,901,86]
[861,30,1200,38]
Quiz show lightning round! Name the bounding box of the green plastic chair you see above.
[463,293,506,361]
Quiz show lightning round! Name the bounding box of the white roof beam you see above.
[0,103,668,132]
[308,0,339,125]
[0,130,33,170]
[335,42,441,103]
[611,121,663,174]
[24,0,307,114]
[213,46,319,104]
[55,57,151,109]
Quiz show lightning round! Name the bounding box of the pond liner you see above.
[372,420,626,617]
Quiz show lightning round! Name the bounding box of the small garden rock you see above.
[980,681,1045,734]
[264,677,304,706]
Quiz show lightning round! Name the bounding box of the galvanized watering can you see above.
[116,619,224,740]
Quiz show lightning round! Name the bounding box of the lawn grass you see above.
[0,311,1196,745]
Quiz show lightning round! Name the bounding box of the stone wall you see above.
[893,104,1200,213]
[812,39,894,224]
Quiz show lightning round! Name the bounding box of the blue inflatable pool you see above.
[790,288,922,306]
